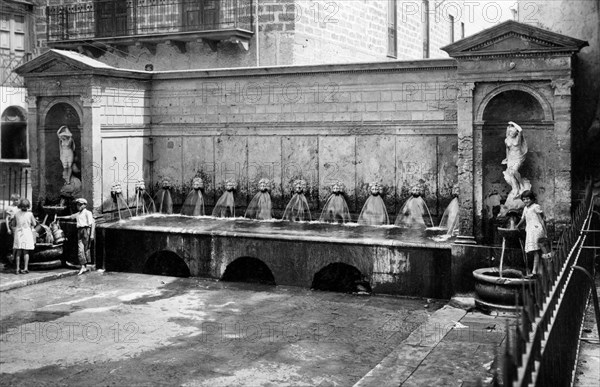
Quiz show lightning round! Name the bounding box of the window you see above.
[387,0,397,58]
[95,0,129,37]
[0,13,26,56]
[1,107,28,160]
[461,22,465,39]
[449,15,455,43]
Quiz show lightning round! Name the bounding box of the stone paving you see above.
[0,269,508,386]
[0,265,78,292]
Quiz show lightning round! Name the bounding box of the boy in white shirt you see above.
[57,198,95,275]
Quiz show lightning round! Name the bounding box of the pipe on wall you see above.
[422,0,430,58]
[255,0,260,67]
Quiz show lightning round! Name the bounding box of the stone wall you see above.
[35,0,463,70]
[99,61,460,220]
[293,0,463,63]
[516,0,600,188]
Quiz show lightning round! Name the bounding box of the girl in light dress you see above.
[12,198,37,274]
[516,190,546,276]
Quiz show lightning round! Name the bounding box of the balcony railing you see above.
[47,0,253,45]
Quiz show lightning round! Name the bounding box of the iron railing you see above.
[47,0,254,42]
[0,164,31,214]
[499,182,597,386]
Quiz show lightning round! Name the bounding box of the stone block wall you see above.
[98,61,461,220]
[516,0,600,189]
[292,0,390,63]
[98,78,152,211]
[34,0,466,70]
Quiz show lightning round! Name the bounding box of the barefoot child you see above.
[12,199,36,274]
[516,190,546,276]
[57,198,95,275]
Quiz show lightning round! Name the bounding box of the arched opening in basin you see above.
[143,250,190,277]
[311,262,371,294]
[221,257,276,285]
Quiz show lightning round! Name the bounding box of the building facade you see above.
[37,0,466,70]
[1,0,469,209]
[16,21,588,244]
[1,0,36,207]
[514,0,600,189]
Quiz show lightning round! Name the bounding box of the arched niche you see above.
[43,102,82,203]
[479,88,549,241]
[1,106,28,160]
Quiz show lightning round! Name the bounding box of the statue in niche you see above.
[282,179,311,222]
[501,121,531,213]
[245,178,273,220]
[181,177,205,216]
[154,179,173,214]
[357,182,389,226]
[57,126,76,183]
[134,180,155,216]
[213,179,236,218]
[319,181,351,224]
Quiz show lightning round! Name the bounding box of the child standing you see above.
[516,190,546,276]
[4,194,20,230]
[4,194,20,262]
[57,198,95,275]
[12,198,36,274]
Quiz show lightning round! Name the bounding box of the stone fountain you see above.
[319,181,351,224]
[245,178,273,220]
[282,179,311,222]
[395,184,433,228]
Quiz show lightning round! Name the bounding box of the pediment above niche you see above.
[468,33,559,52]
[442,20,588,58]
[15,49,150,81]
[32,60,85,73]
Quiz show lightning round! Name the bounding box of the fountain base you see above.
[473,267,535,311]
[98,215,454,298]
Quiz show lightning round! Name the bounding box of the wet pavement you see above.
[1,272,452,386]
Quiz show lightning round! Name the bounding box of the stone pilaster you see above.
[25,95,41,205]
[455,82,476,244]
[80,92,103,214]
[551,78,574,230]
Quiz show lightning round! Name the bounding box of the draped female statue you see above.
[502,121,528,198]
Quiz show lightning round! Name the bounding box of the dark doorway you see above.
[1,106,27,160]
[312,262,371,293]
[221,257,276,285]
[182,0,221,30]
[143,251,190,277]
